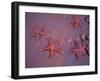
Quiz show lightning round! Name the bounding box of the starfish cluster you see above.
[31,26,64,59]
[30,15,89,62]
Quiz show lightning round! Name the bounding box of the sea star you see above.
[70,16,81,29]
[31,26,47,43]
[40,38,64,59]
[71,37,89,61]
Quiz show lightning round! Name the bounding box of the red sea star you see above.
[31,26,47,43]
[71,38,89,61]
[70,16,81,29]
[40,38,64,59]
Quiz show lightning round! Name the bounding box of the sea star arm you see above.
[40,47,49,51]
[55,47,64,54]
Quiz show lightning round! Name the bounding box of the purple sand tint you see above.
[25,12,89,68]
